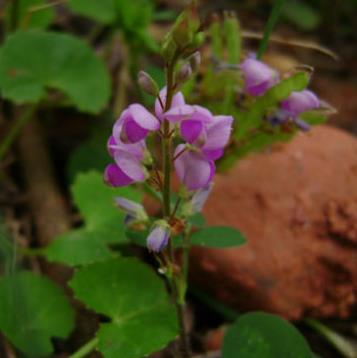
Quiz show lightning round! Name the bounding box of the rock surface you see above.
[190,125,357,320]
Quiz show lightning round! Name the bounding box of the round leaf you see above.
[0,31,110,113]
[222,312,314,358]
[0,271,74,357]
[70,258,178,358]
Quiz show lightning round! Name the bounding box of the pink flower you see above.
[116,104,160,143]
[281,90,320,116]
[240,58,278,96]
[155,87,186,121]
[146,221,170,252]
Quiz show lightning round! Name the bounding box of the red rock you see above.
[190,125,357,320]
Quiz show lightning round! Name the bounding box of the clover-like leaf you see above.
[45,171,141,266]
[70,258,178,358]
[0,30,110,113]
[0,271,74,357]
[222,312,314,358]
[190,226,246,248]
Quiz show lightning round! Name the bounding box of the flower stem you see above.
[162,59,191,358]
[69,337,98,358]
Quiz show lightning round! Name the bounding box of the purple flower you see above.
[146,221,170,252]
[240,58,278,96]
[116,104,160,143]
[281,90,320,116]
[190,183,213,213]
[104,127,148,187]
[174,144,215,190]
[155,87,186,121]
[115,197,148,221]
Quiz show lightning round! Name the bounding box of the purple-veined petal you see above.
[190,105,214,123]
[155,87,185,120]
[180,119,204,143]
[146,224,170,252]
[104,164,134,187]
[174,145,215,190]
[204,115,233,150]
[281,90,320,116]
[114,150,146,182]
[191,183,213,213]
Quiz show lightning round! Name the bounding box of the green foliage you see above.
[0,31,110,113]
[283,1,320,31]
[222,312,314,358]
[70,258,178,358]
[257,0,286,59]
[190,226,246,248]
[0,271,74,357]
[5,0,55,30]
[68,0,116,24]
[45,171,141,266]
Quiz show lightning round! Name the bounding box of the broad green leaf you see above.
[45,171,141,266]
[45,229,116,266]
[222,312,314,358]
[190,226,246,248]
[283,1,320,31]
[235,72,310,140]
[0,271,74,357]
[187,213,206,227]
[0,31,110,113]
[68,0,116,24]
[68,0,153,30]
[5,0,55,30]
[70,258,178,358]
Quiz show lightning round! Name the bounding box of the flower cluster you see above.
[104,87,233,191]
[240,57,320,131]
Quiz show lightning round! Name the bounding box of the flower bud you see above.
[138,71,159,96]
[115,197,148,222]
[176,63,193,84]
[146,221,170,252]
[281,90,320,116]
[189,51,201,72]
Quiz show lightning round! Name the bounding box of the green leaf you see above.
[190,226,246,248]
[283,1,320,31]
[0,271,74,357]
[235,72,310,140]
[222,312,314,358]
[0,30,110,113]
[68,0,116,24]
[45,171,141,266]
[70,258,178,358]
[5,0,55,30]
[68,0,153,30]
[257,0,286,59]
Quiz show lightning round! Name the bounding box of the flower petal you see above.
[104,164,134,187]
[146,225,169,252]
[155,87,185,119]
[202,148,224,160]
[114,150,146,182]
[191,183,213,213]
[180,119,204,143]
[204,115,233,150]
[128,103,160,131]
[174,146,215,190]
[281,90,320,116]
[122,118,149,143]
[163,104,195,122]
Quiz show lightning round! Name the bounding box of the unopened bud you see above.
[138,71,159,96]
[189,51,201,72]
[176,63,193,84]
